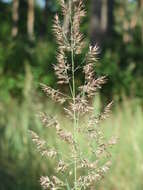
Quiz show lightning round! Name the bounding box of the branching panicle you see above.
[30,0,116,189]
[56,127,74,145]
[54,49,70,84]
[80,76,107,98]
[73,0,86,54]
[83,45,99,81]
[97,101,113,123]
[56,160,68,173]
[70,94,93,115]
[59,0,68,16]
[40,83,66,104]
[30,130,57,158]
[40,176,65,190]
[53,14,70,51]
[39,112,57,128]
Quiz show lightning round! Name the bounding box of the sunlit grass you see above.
[98,99,143,190]
[0,93,143,189]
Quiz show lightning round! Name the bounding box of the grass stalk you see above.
[70,1,77,187]
[30,0,116,189]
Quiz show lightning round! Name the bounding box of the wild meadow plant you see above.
[30,0,117,189]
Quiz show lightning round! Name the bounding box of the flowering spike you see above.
[30,0,117,189]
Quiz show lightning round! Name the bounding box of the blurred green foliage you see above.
[0,67,143,189]
[0,0,143,103]
[0,1,143,189]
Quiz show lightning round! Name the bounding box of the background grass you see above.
[0,71,143,190]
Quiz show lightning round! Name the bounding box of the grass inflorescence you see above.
[30,0,117,189]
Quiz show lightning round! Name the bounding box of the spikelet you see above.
[39,112,57,128]
[40,176,51,190]
[86,45,99,64]
[53,9,70,84]
[84,45,99,82]
[97,101,113,123]
[53,14,70,51]
[56,127,74,145]
[79,76,107,97]
[87,102,113,130]
[40,176,65,190]
[56,160,68,173]
[59,0,68,16]
[77,161,112,189]
[73,0,86,54]
[79,45,107,97]
[54,49,70,84]
[40,83,67,104]
[69,94,93,116]
[30,130,57,158]
[77,159,98,170]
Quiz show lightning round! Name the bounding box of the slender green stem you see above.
[69,1,77,189]
[71,48,77,190]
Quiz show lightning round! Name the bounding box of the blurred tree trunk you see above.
[40,0,49,36]
[90,0,114,46]
[27,0,34,40]
[12,0,19,38]
[45,0,48,18]
[18,0,27,36]
[90,0,115,107]
[138,0,143,8]
[107,0,114,35]
[121,0,130,43]
[44,0,49,34]
[138,0,143,42]
[90,0,102,45]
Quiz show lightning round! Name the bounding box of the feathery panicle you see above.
[86,45,99,65]
[39,112,74,145]
[78,45,106,98]
[83,45,99,81]
[30,130,57,158]
[56,160,68,173]
[40,176,65,190]
[40,83,66,104]
[64,107,73,119]
[77,159,98,170]
[70,94,93,116]
[77,161,111,189]
[30,0,116,189]
[39,112,57,128]
[53,14,70,50]
[73,0,86,54]
[54,49,70,84]
[97,101,113,123]
[56,127,74,145]
[64,95,93,119]
[53,11,70,84]
[80,76,107,97]
[30,130,46,150]
[86,102,113,144]
[40,176,51,190]
[59,0,68,16]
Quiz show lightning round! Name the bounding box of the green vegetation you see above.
[0,0,143,101]
[0,0,143,189]
[0,77,142,189]
[98,99,143,190]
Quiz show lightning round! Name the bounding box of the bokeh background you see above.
[0,0,143,189]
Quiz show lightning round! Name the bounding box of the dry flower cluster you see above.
[30,0,117,189]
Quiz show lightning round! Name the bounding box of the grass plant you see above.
[0,72,142,190]
[30,0,117,189]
